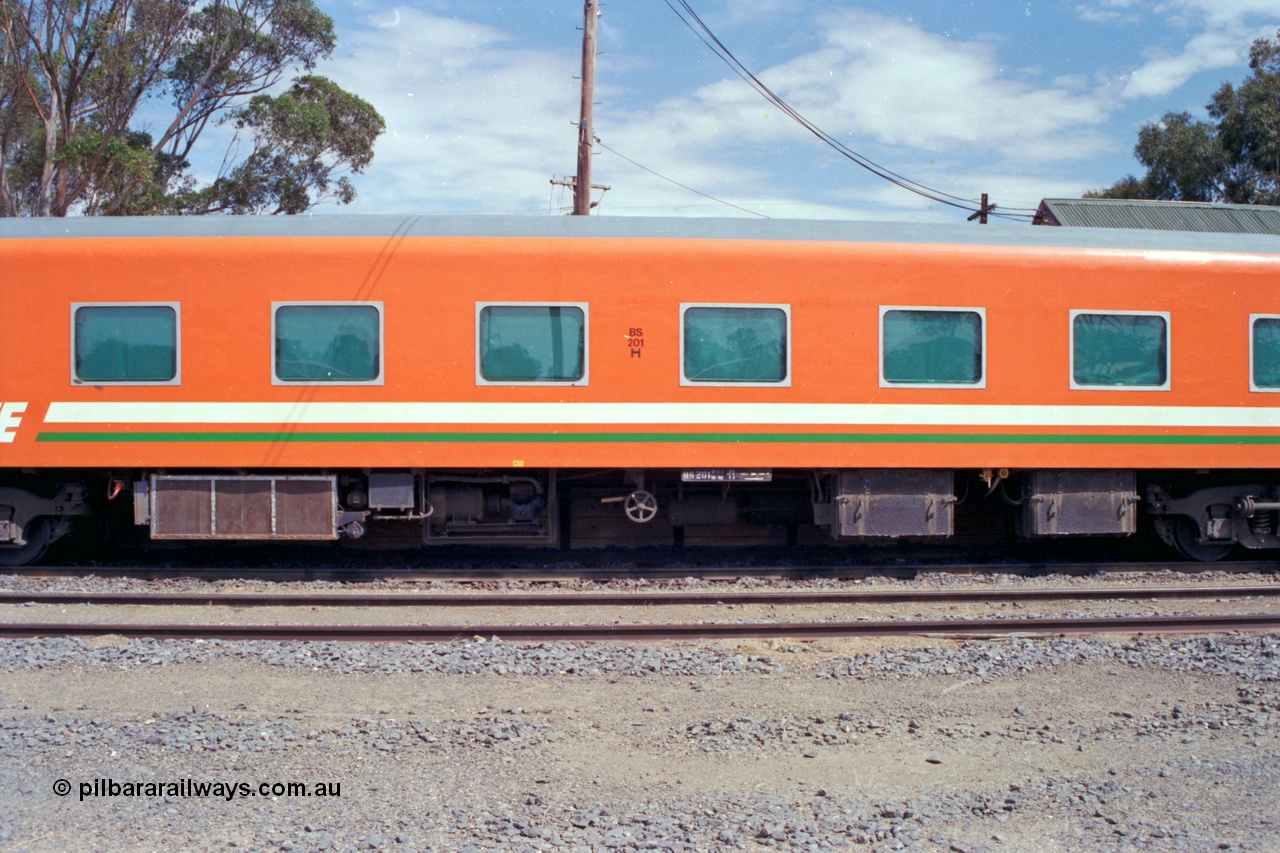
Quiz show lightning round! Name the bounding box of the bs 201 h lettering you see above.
[0,402,26,443]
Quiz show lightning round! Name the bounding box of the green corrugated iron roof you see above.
[1034,198,1280,234]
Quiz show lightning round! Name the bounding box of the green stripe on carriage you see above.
[34,431,1280,444]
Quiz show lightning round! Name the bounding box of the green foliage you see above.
[0,0,383,216]
[177,75,384,214]
[1088,30,1280,204]
[1209,35,1280,204]
[1083,175,1147,200]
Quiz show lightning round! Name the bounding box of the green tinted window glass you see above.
[1254,317,1280,389]
[1072,313,1167,387]
[479,305,585,382]
[275,305,380,382]
[683,307,787,383]
[74,305,177,382]
[882,309,982,384]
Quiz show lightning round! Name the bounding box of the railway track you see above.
[2,583,1278,608]
[2,613,1278,641]
[4,583,1279,641]
[10,558,1280,582]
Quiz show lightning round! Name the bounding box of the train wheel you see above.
[1170,517,1233,562]
[0,517,52,567]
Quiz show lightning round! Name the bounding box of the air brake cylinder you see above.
[426,480,546,527]
[427,484,485,524]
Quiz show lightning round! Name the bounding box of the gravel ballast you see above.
[2,629,1278,852]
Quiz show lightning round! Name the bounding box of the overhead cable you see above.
[665,1,1035,221]
[596,139,770,218]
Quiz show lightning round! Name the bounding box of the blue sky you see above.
[304,1,1280,223]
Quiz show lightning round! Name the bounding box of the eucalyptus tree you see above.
[1088,30,1280,205]
[0,0,383,216]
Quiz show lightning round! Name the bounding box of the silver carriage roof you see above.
[4,214,1280,256]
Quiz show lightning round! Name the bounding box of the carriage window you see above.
[273,303,382,384]
[72,304,179,384]
[477,304,586,384]
[681,305,789,385]
[1252,316,1280,391]
[880,308,984,387]
[1071,311,1169,390]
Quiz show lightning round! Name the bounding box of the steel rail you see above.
[2,613,1279,642]
[2,584,1279,608]
[10,559,1280,582]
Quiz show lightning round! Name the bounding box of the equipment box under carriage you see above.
[1020,470,1139,537]
[138,475,341,540]
[823,470,957,539]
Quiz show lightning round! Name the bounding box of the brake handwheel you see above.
[623,490,659,523]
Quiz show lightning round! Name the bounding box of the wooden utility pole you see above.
[967,192,996,225]
[574,0,599,215]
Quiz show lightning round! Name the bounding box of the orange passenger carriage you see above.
[2,215,1280,565]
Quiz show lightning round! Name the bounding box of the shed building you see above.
[1033,198,1280,234]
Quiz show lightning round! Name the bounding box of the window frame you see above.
[1068,309,1171,392]
[70,302,181,386]
[1249,314,1280,393]
[679,302,792,387]
[877,305,987,390]
[474,301,590,387]
[271,301,385,386]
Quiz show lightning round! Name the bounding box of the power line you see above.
[664,1,1035,221]
[596,139,770,218]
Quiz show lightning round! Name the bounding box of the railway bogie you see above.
[0,478,92,566]
[4,215,1280,566]
[1146,477,1280,560]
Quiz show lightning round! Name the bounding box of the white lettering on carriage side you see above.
[0,402,27,443]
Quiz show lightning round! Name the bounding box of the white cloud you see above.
[309,4,1263,220]
[318,10,580,213]
[1168,0,1280,28]
[607,12,1112,167]
[1076,0,1279,99]
[1076,0,1143,24]
[1122,29,1248,98]
[566,10,1132,222]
